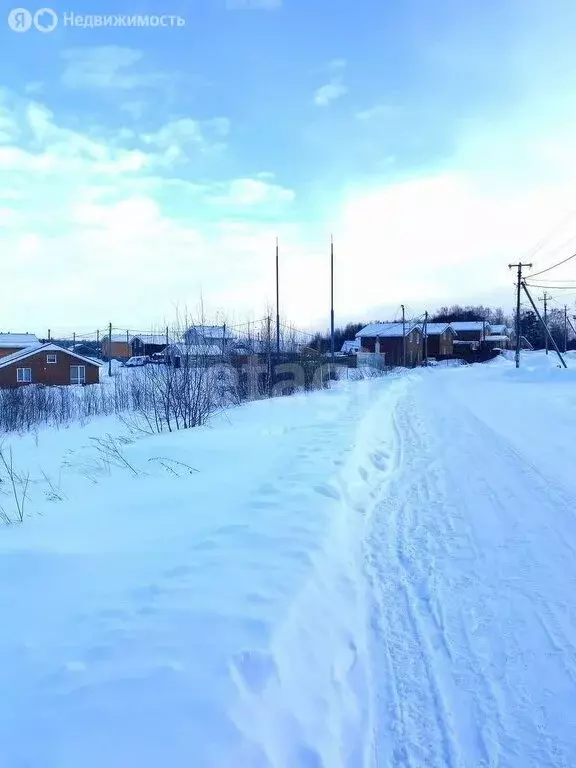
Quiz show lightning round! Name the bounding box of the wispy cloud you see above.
[314,80,348,107]
[355,104,398,121]
[327,58,346,71]
[208,177,294,207]
[140,116,231,162]
[61,46,171,90]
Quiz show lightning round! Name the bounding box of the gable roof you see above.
[341,339,360,352]
[356,322,419,339]
[130,334,169,346]
[185,325,236,340]
[420,323,457,336]
[448,321,490,332]
[0,333,40,348]
[0,343,103,370]
[104,334,131,343]
[488,324,509,335]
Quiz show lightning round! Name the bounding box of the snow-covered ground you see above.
[1,351,576,766]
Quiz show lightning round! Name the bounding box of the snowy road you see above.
[2,356,576,767]
[367,366,576,768]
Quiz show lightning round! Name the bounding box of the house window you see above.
[70,365,86,385]
[17,367,32,383]
[47,353,57,364]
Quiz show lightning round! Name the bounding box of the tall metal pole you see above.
[330,234,335,364]
[108,321,112,377]
[267,314,272,395]
[401,305,406,367]
[423,311,428,366]
[275,237,280,355]
[509,262,532,368]
[522,282,567,367]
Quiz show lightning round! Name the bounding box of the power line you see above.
[525,251,576,279]
[523,209,576,262]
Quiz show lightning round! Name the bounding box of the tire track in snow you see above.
[368,373,576,767]
[366,390,462,768]
[367,383,514,768]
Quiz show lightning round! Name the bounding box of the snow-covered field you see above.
[1,351,576,767]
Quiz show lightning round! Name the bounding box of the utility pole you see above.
[96,329,100,358]
[267,314,272,395]
[73,332,76,348]
[522,282,567,368]
[275,237,280,355]
[538,291,550,354]
[330,234,335,365]
[508,262,532,368]
[108,321,112,377]
[423,311,428,366]
[401,304,406,367]
[47,329,51,341]
[565,305,569,353]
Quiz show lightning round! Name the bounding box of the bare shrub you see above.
[0,446,30,523]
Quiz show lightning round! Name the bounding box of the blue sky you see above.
[2,0,576,334]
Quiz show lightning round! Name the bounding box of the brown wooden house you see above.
[0,333,40,359]
[448,321,490,342]
[422,323,456,357]
[101,334,131,361]
[356,323,423,367]
[0,344,101,388]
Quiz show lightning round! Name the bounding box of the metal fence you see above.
[357,352,386,370]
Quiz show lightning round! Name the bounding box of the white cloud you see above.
[0,91,20,144]
[61,46,169,90]
[140,116,230,162]
[355,104,397,121]
[142,118,204,149]
[314,79,348,107]
[209,178,295,206]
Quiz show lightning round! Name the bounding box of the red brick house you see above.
[0,333,40,359]
[0,344,102,388]
[356,323,423,367]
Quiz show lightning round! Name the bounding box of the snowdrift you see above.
[0,375,409,767]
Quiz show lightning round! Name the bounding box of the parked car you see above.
[124,356,150,367]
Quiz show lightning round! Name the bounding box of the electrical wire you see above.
[523,209,576,262]
[524,251,576,279]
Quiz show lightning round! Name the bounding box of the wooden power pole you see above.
[539,291,550,354]
[508,262,532,368]
[522,282,567,368]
